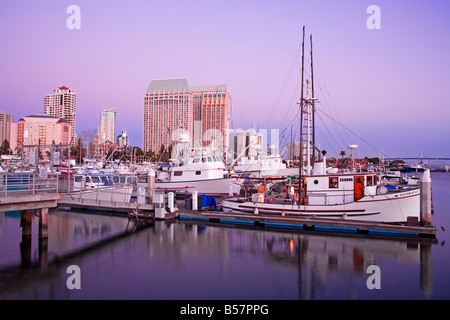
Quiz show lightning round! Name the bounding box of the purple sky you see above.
[0,0,449,159]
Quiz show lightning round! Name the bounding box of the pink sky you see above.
[0,0,449,159]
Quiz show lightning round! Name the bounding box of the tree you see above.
[0,139,10,155]
[339,150,346,160]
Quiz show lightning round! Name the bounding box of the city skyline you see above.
[0,1,449,159]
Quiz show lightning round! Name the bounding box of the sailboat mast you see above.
[310,34,316,162]
[298,26,305,197]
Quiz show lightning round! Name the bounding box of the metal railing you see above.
[0,173,59,196]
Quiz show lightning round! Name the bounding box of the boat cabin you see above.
[168,156,226,182]
[300,173,379,205]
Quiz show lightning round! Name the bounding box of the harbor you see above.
[0,171,448,300]
[0,142,447,301]
[1,1,450,305]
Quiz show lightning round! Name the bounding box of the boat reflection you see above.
[145,220,436,299]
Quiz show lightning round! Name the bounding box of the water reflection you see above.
[0,210,437,299]
[146,221,435,299]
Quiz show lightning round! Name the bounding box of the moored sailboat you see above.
[221,27,421,224]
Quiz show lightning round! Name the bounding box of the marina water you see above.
[1,172,449,300]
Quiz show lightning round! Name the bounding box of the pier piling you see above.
[39,208,49,239]
[147,169,155,204]
[420,169,432,226]
[20,209,33,237]
[168,192,175,213]
[192,191,198,210]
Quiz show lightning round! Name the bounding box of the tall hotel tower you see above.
[97,108,116,143]
[44,86,76,143]
[0,111,14,146]
[143,78,194,154]
[191,85,230,156]
[143,78,230,156]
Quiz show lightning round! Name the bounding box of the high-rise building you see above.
[44,86,76,142]
[191,85,230,156]
[143,78,193,154]
[0,111,14,146]
[143,78,230,157]
[17,114,72,146]
[97,108,116,143]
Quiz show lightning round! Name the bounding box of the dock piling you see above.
[168,192,175,213]
[20,209,33,237]
[420,169,432,226]
[39,208,49,239]
[147,169,155,204]
[192,191,198,210]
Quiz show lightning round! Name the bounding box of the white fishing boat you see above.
[137,134,240,196]
[222,166,420,223]
[221,27,421,224]
[233,153,299,178]
[147,154,240,196]
[73,173,115,190]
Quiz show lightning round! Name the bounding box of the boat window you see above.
[174,171,183,176]
[207,157,213,162]
[329,177,338,188]
[196,171,201,175]
[75,176,82,182]
[367,176,373,186]
[92,177,100,183]
[120,177,126,183]
[202,157,207,163]
[113,177,119,183]
[193,158,200,163]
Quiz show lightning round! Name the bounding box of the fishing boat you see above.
[138,134,241,196]
[221,27,421,224]
[233,153,299,178]
[145,154,240,196]
[73,173,115,190]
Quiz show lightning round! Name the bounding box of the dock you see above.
[178,208,438,238]
[58,192,438,238]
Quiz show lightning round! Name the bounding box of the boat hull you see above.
[75,185,134,203]
[221,188,420,223]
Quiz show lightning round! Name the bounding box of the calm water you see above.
[0,172,449,300]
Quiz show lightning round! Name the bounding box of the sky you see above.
[0,0,449,160]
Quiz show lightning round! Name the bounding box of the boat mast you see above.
[298,26,305,197]
[310,34,316,162]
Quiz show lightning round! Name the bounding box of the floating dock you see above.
[177,198,438,238]
[57,194,438,238]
